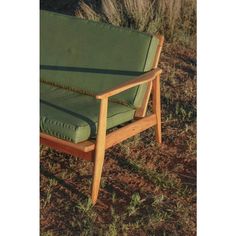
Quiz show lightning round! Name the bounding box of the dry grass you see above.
[75,1,101,21]
[41,0,196,47]
[73,0,196,47]
[101,0,124,26]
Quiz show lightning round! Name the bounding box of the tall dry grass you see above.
[75,0,196,46]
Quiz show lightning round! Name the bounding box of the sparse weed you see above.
[76,197,94,214]
[127,192,143,216]
[41,231,53,236]
[152,194,165,207]
[112,192,116,203]
[69,198,97,234]
[105,207,119,236]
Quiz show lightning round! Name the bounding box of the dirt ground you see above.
[40,41,196,235]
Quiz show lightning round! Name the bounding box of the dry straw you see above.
[75,0,196,45]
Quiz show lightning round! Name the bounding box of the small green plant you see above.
[67,198,97,234]
[41,231,53,236]
[127,192,143,216]
[112,192,116,203]
[105,207,119,236]
[152,194,165,207]
[106,223,118,236]
[41,178,57,209]
[76,198,94,214]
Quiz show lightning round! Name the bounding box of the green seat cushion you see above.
[40,10,159,107]
[40,83,136,143]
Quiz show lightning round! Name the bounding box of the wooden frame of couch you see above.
[40,34,164,204]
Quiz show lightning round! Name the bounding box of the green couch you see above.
[40,10,164,204]
[40,10,160,143]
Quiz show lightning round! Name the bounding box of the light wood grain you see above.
[151,34,164,143]
[40,133,94,161]
[96,68,162,99]
[106,114,156,148]
[91,98,108,204]
[153,35,164,69]
[134,34,164,118]
[152,74,162,143]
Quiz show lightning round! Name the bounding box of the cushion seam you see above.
[40,105,135,128]
[40,80,135,108]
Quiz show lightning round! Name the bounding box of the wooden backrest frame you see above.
[135,34,164,118]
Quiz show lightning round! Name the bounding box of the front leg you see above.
[91,98,108,204]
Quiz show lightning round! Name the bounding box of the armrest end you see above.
[96,68,162,99]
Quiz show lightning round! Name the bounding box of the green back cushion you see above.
[40,10,159,106]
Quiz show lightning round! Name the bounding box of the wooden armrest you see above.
[96,68,162,99]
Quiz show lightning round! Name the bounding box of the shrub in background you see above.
[41,0,196,46]
[75,0,196,46]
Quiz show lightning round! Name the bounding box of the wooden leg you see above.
[91,98,108,204]
[153,75,162,144]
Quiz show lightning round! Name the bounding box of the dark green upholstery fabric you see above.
[40,10,159,107]
[40,83,136,143]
